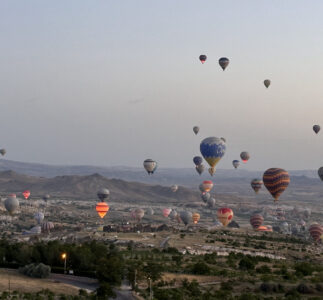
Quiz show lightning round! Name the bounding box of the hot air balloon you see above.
[199,55,207,64]
[4,195,19,215]
[318,167,323,181]
[97,188,110,202]
[251,179,263,194]
[163,208,172,218]
[42,194,50,202]
[169,209,178,221]
[263,168,290,202]
[193,126,200,135]
[264,79,271,88]
[313,125,320,134]
[256,225,272,232]
[207,197,216,208]
[250,214,264,229]
[201,192,211,203]
[200,137,226,175]
[192,213,200,224]
[180,211,192,226]
[240,152,250,163]
[196,164,205,175]
[309,223,323,242]
[41,222,54,233]
[22,190,30,200]
[132,208,145,222]
[232,160,240,169]
[219,57,229,71]
[96,202,109,219]
[202,180,213,192]
[0,149,6,156]
[171,185,178,193]
[143,159,157,175]
[34,212,44,224]
[217,208,233,227]
[193,156,203,166]
[146,207,154,216]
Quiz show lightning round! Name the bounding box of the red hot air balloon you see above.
[163,208,172,218]
[96,202,109,219]
[309,223,323,242]
[217,208,233,227]
[22,190,30,200]
[263,168,290,202]
[202,180,214,193]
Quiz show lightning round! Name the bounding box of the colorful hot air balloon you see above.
[0,149,6,156]
[240,152,250,163]
[41,222,54,233]
[22,190,30,200]
[143,159,157,175]
[251,179,263,194]
[200,137,226,175]
[309,223,323,242]
[232,160,240,169]
[201,192,211,203]
[219,57,229,71]
[192,213,200,224]
[217,208,233,227]
[264,79,271,88]
[313,125,320,134]
[193,126,200,135]
[202,180,214,192]
[179,211,192,226]
[193,156,203,166]
[163,208,172,217]
[4,195,19,215]
[97,188,110,202]
[263,168,290,202]
[196,164,205,175]
[96,202,109,219]
[199,55,207,64]
[171,185,178,192]
[250,214,264,229]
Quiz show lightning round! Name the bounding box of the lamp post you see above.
[61,253,67,274]
[148,277,152,300]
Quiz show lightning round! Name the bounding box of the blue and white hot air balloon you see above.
[200,137,226,175]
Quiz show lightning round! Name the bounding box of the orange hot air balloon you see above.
[217,208,233,227]
[202,180,214,192]
[22,190,30,200]
[256,225,272,232]
[192,213,200,224]
[96,202,109,219]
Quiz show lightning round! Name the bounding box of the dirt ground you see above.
[0,269,79,295]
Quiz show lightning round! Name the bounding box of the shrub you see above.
[297,283,313,294]
[256,265,271,274]
[191,261,211,275]
[294,262,314,277]
[19,263,51,278]
[239,256,255,271]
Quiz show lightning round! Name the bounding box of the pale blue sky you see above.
[1,1,323,170]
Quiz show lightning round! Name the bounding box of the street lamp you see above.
[61,253,67,274]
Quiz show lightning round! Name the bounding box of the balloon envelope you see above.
[143,159,157,174]
[309,223,323,242]
[200,137,226,175]
[217,208,233,227]
[202,180,213,192]
[201,192,211,203]
[180,211,192,225]
[250,214,264,229]
[146,207,154,216]
[196,164,205,175]
[96,202,109,219]
[199,55,207,64]
[313,125,320,134]
[207,197,216,208]
[97,188,110,202]
[171,185,178,192]
[34,212,44,224]
[192,213,200,224]
[4,196,19,215]
[318,167,323,181]
[163,208,172,218]
[193,126,200,135]
[240,152,250,163]
[251,179,263,194]
[232,160,240,169]
[193,156,203,166]
[263,168,290,201]
[0,149,6,156]
[264,79,271,88]
[22,190,30,200]
[219,57,229,70]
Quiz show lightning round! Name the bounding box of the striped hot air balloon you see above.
[309,223,323,242]
[251,179,263,194]
[192,213,200,224]
[96,202,109,219]
[217,208,233,227]
[263,168,290,202]
[202,180,214,193]
[250,214,264,229]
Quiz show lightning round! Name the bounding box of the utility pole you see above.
[134,269,137,288]
[148,277,152,300]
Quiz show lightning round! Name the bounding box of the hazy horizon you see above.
[1,1,323,171]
